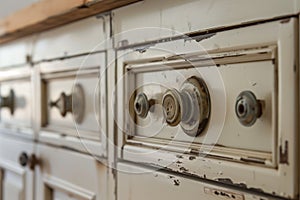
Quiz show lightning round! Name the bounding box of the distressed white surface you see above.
[33,15,110,62]
[0,135,34,200]
[117,19,298,198]
[118,163,274,200]
[113,0,298,47]
[35,144,107,200]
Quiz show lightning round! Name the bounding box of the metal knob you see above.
[19,152,40,170]
[162,76,211,137]
[49,84,85,124]
[235,91,262,126]
[134,93,150,118]
[133,92,156,119]
[0,89,15,115]
[50,92,72,117]
[162,89,182,126]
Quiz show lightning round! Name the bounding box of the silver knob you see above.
[162,76,211,137]
[235,91,262,126]
[134,93,150,118]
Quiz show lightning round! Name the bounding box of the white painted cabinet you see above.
[35,144,107,200]
[117,163,273,200]
[116,18,298,198]
[0,135,34,200]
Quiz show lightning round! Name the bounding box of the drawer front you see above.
[33,15,110,62]
[35,144,107,200]
[42,70,100,140]
[117,19,298,198]
[113,0,296,48]
[0,77,32,131]
[0,135,35,200]
[0,36,34,68]
[118,163,273,200]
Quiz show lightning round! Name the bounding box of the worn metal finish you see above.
[235,91,262,127]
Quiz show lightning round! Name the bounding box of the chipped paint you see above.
[279,140,289,164]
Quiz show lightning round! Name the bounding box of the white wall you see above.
[0,0,39,19]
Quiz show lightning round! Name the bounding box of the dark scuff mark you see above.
[168,175,175,179]
[216,178,234,185]
[187,33,216,43]
[189,156,196,160]
[173,179,180,186]
[280,18,291,24]
[135,44,153,53]
[176,160,182,164]
[176,155,183,159]
[279,140,289,164]
[179,167,188,172]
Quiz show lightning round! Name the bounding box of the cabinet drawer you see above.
[33,15,110,62]
[0,135,35,200]
[113,0,296,48]
[38,53,107,156]
[41,69,100,140]
[0,68,33,136]
[117,19,298,198]
[35,144,107,200]
[118,163,272,200]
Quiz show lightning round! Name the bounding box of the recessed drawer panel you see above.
[123,45,276,166]
[41,69,100,141]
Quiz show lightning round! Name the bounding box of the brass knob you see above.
[19,152,40,170]
[162,76,210,137]
[162,89,182,126]
[0,89,15,115]
[235,91,262,126]
[49,84,85,124]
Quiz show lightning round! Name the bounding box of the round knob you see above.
[49,84,85,124]
[0,89,15,115]
[162,76,210,136]
[235,91,262,126]
[19,152,40,170]
[162,89,182,126]
[134,93,150,118]
[180,77,210,136]
[19,152,28,167]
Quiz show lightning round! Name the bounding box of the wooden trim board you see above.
[0,0,141,44]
